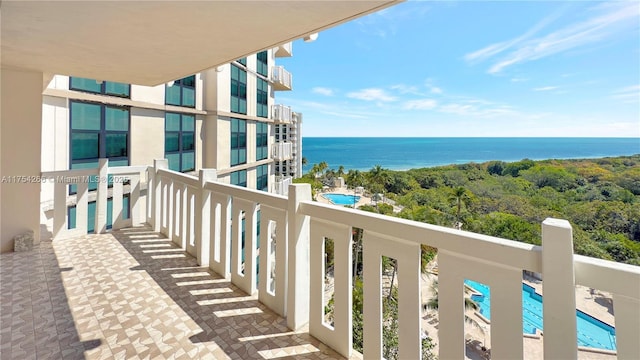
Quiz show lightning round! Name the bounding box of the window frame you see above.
[69,77,131,98]
[165,75,196,108]
[230,65,247,114]
[257,164,268,192]
[231,118,247,166]
[69,100,130,168]
[165,112,196,173]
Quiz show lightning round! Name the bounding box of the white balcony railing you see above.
[273,176,292,196]
[272,142,292,161]
[271,66,292,91]
[44,159,640,360]
[42,159,147,240]
[272,104,292,123]
[274,42,293,58]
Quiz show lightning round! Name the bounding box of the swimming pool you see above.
[322,193,360,206]
[464,279,616,351]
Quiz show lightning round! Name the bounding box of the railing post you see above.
[94,158,108,233]
[152,159,168,233]
[286,183,311,330]
[542,218,577,359]
[196,169,216,267]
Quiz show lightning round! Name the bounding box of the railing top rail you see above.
[41,168,98,177]
[108,165,150,175]
[204,180,288,209]
[574,254,640,300]
[299,200,542,272]
[157,168,199,189]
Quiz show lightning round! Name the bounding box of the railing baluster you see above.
[286,184,311,330]
[309,219,352,357]
[542,219,577,360]
[95,158,108,233]
[196,169,216,266]
[112,179,124,229]
[130,174,140,226]
[210,192,232,279]
[75,182,89,235]
[52,182,66,239]
[437,250,466,360]
[258,205,287,316]
[613,294,640,358]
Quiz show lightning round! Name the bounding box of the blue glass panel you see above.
[105,107,129,130]
[167,153,180,172]
[109,159,129,167]
[70,77,101,93]
[182,115,195,131]
[165,133,179,152]
[181,152,195,172]
[105,82,130,97]
[166,113,181,131]
[71,133,99,160]
[106,133,127,157]
[70,161,99,192]
[183,88,195,107]
[231,150,238,166]
[71,102,101,130]
[165,85,181,106]
[182,133,194,151]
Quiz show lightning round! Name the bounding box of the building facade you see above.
[40,44,300,228]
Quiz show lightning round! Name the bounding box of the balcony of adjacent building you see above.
[272,142,293,161]
[272,104,293,124]
[273,175,293,196]
[274,42,293,58]
[271,66,292,91]
[3,159,637,359]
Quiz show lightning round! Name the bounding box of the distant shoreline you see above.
[301,137,640,172]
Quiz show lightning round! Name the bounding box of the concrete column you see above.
[1,67,44,252]
[286,183,311,330]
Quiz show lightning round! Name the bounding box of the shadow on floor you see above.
[111,226,345,359]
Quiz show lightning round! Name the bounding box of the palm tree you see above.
[368,165,389,197]
[337,165,345,178]
[450,186,470,227]
[302,157,308,166]
[318,161,329,175]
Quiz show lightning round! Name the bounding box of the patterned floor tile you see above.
[0,226,349,359]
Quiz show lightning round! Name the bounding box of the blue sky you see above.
[277,1,640,137]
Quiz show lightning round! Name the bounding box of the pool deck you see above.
[419,268,617,359]
[316,187,371,208]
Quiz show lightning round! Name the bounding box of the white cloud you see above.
[403,99,438,110]
[390,84,421,95]
[466,2,638,74]
[464,5,567,63]
[611,85,640,103]
[347,88,397,102]
[533,86,558,91]
[430,86,443,94]
[312,87,334,96]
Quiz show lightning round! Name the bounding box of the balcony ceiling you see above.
[1,0,401,86]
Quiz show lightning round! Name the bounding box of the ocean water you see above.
[302,137,640,172]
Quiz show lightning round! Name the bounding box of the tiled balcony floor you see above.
[0,226,345,359]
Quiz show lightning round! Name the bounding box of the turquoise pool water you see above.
[464,279,616,351]
[322,193,360,205]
